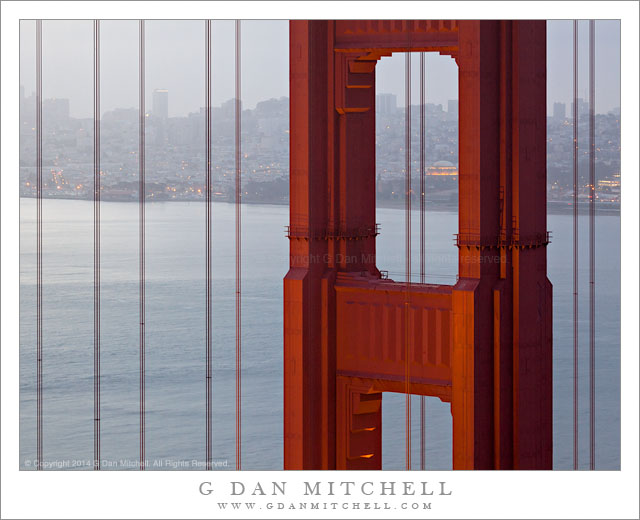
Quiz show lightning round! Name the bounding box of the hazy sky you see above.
[19,20,620,118]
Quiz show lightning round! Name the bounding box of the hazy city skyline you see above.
[20,20,620,118]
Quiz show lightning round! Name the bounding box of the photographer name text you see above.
[199,480,452,497]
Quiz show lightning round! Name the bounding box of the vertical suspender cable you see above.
[139,19,146,471]
[404,51,412,471]
[93,19,101,471]
[205,19,213,471]
[572,19,579,471]
[419,52,425,286]
[588,19,596,471]
[235,19,242,471]
[419,51,426,472]
[36,19,43,471]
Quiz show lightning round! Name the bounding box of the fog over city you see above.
[19,19,620,209]
[19,20,620,116]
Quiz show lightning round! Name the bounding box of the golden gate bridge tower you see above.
[284,20,552,470]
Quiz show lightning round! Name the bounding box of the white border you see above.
[2,2,638,519]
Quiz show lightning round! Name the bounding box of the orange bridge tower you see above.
[284,20,552,470]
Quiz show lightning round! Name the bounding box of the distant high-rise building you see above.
[221,98,243,119]
[446,99,458,121]
[376,93,397,115]
[19,85,25,122]
[571,97,589,119]
[43,98,70,121]
[447,99,458,116]
[153,89,169,119]
[553,102,566,120]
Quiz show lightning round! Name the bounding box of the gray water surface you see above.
[19,199,620,470]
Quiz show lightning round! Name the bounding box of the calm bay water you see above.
[19,198,620,470]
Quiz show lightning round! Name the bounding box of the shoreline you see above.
[19,195,620,216]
